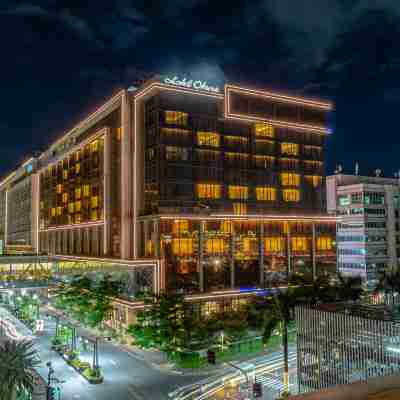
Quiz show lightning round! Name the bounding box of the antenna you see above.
[355,162,359,176]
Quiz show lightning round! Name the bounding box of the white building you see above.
[326,174,400,286]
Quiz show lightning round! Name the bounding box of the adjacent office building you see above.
[327,174,400,285]
[0,75,336,301]
[296,303,400,393]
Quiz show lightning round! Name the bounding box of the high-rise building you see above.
[0,75,336,305]
[326,173,400,286]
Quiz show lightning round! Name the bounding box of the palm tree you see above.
[0,339,41,400]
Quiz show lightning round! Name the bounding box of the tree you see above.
[0,340,41,400]
[374,270,400,304]
[334,273,365,302]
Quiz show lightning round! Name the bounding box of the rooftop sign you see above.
[163,75,220,93]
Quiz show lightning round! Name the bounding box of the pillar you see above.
[312,223,316,280]
[103,128,112,256]
[259,222,264,287]
[154,219,160,257]
[199,221,205,292]
[230,223,235,289]
[31,173,40,254]
[287,222,291,276]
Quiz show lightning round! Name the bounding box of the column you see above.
[312,223,317,280]
[121,90,132,259]
[31,173,40,254]
[143,220,149,258]
[230,223,235,289]
[154,219,160,257]
[287,222,292,276]
[103,128,112,256]
[199,221,205,292]
[259,222,264,287]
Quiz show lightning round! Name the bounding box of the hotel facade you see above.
[0,76,336,299]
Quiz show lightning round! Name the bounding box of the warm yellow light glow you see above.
[75,201,81,212]
[233,203,247,215]
[56,206,62,216]
[281,142,299,156]
[197,183,221,199]
[254,155,275,168]
[292,236,308,251]
[220,220,232,233]
[165,111,188,126]
[317,236,332,250]
[197,131,220,147]
[256,187,276,201]
[224,135,248,144]
[75,187,81,200]
[68,202,74,214]
[228,185,248,200]
[90,140,99,152]
[255,123,274,138]
[91,196,99,208]
[281,173,300,186]
[265,237,284,252]
[56,184,63,194]
[305,175,322,187]
[83,184,90,197]
[283,189,300,202]
[51,208,56,217]
[172,238,193,256]
[206,238,225,254]
[172,220,189,235]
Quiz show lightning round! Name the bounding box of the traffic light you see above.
[47,386,56,400]
[207,349,216,365]
[253,382,262,398]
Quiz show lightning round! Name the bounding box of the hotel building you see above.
[327,174,400,286]
[0,75,336,301]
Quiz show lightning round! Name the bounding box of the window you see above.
[220,221,232,233]
[317,236,332,251]
[254,155,274,169]
[197,131,220,147]
[305,175,322,188]
[83,185,90,197]
[75,151,81,162]
[75,214,81,224]
[281,173,300,186]
[68,202,74,214]
[51,208,56,217]
[283,189,300,202]
[256,187,276,201]
[56,206,62,216]
[291,237,307,251]
[364,192,385,205]
[75,201,81,212]
[165,111,188,126]
[281,142,299,156]
[243,238,258,253]
[166,146,189,161]
[233,203,247,215]
[63,170,68,180]
[75,163,81,174]
[365,208,385,216]
[351,192,362,204]
[206,238,225,254]
[197,183,221,199]
[56,184,63,194]
[197,149,220,162]
[75,187,81,200]
[255,123,274,138]
[90,140,99,153]
[172,238,193,256]
[116,127,122,141]
[265,237,284,252]
[338,195,350,206]
[172,220,189,235]
[228,185,248,200]
[62,193,68,203]
[90,209,98,221]
[91,196,99,208]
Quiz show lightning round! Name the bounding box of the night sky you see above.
[1,0,399,177]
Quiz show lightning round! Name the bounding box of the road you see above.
[32,313,206,400]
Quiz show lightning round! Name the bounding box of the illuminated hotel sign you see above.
[163,75,220,93]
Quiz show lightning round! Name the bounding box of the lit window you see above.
[51,208,56,217]
[75,151,81,162]
[56,184,63,194]
[281,143,299,156]
[172,220,189,235]
[91,196,99,208]
[206,238,225,254]
[62,193,68,203]
[317,236,332,251]
[224,135,248,144]
[90,140,99,152]
[145,240,154,256]
[220,220,232,233]
[233,203,247,215]
[75,187,81,200]
[75,201,81,212]
[75,163,81,174]
[172,238,193,256]
[254,155,275,169]
[228,185,248,200]
[68,203,74,214]
[116,127,122,141]
[305,175,322,188]
[56,206,62,216]
[255,123,274,138]
[256,187,276,201]
[280,173,300,186]
[91,209,98,221]
[291,237,308,251]
[243,238,258,253]
[75,214,81,224]
[166,146,189,161]
[197,183,221,199]
[165,111,188,126]
[265,237,284,252]
[283,189,300,202]
[197,132,220,147]
[63,170,68,180]
[83,185,90,197]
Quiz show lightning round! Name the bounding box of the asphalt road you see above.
[33,314,205,400]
